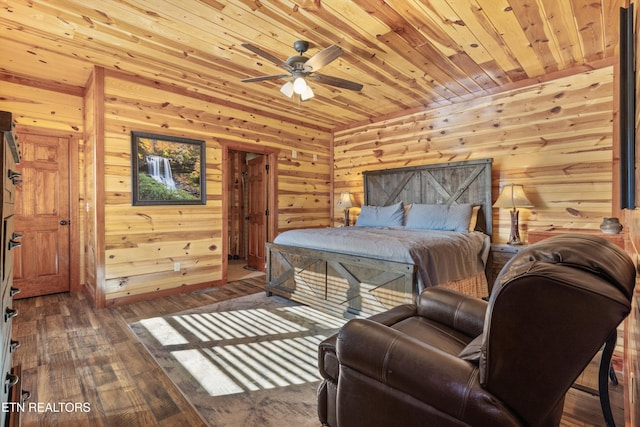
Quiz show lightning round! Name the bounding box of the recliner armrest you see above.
[318,303,418,382]
[417,287,487,337]
[318,335,339,381]
[336,319,516,424]
[367,303,418,325]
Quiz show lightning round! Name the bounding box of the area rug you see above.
[129,292,347,427]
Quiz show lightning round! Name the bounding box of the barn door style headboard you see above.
[363,158,493,237]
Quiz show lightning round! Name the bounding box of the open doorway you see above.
[225,145,277,282]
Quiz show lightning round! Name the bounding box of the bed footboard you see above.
[266,242,416,318]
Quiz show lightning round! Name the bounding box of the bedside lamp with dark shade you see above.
[493,184,533,245]
[337,192,355,226]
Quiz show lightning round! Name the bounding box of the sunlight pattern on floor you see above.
[278,305,349,329]
[139,316,189,346]
[140,301,348,398]
[171,308,308,342]
[171,335,327,397]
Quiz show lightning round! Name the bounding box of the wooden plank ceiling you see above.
[0,0,626,130]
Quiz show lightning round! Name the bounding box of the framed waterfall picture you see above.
[131,131,206,206]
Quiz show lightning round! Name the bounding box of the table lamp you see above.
[493,184,533,245]
[337,192,355,226]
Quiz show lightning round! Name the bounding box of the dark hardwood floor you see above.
[11,278,264,427]
[9,276,624,427]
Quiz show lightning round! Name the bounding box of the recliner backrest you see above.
[479,234,635,425]
[494,234,635,300]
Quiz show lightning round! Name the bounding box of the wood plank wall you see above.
[98,69,330,305]
[0,68,331,306]
[82,73,97,303]
[0,80,84,133]
[333,66,616,243]
[625,207,640,427]
[0,65,618,304]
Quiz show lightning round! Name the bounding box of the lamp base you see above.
[507,208,523,245]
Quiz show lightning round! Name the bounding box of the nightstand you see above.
[489,243,528,290]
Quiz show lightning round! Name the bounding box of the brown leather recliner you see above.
[317,234,636,426]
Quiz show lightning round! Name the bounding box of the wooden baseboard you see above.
[103,280,224,307]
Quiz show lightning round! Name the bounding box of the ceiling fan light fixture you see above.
[280,81,294,98]
[241,41,363,101]
[301,85,314,101]
[292,76,308,94]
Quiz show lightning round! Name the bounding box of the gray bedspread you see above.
[273,227,490,289]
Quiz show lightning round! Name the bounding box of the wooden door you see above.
[246,155,267,271]
[13,132,70,298]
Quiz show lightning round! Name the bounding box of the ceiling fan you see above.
[240,40,364,101]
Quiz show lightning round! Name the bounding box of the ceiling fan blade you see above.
[241,43,293,72]
[241,74,290,83]
[310,74,363,91]
[303,44,343,72]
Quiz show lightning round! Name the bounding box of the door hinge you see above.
[265,164,270,172]
[265,209,269,216]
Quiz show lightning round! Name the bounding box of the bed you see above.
[265,158,493,318]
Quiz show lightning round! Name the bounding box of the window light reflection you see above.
[140,305,347,398]
[139,317,188,346]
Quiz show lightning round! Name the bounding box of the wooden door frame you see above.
[221,140,278,283]
[15,125,81,293]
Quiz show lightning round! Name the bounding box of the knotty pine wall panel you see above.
[81,74,97,302]
[1,70,331,306]
[101,71,330,304]
[333,67,615,243]
[277,151,331,231]
[0,80,83,132]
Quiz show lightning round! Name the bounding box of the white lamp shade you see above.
[293,76,307,94]
[337,192,355,209]
[280,81,294,98]
[300,85,314,101]
[493,184,533,208]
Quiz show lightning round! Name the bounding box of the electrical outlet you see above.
[291,150,297,158]
[174,262,180,271]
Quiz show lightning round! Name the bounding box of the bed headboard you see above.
[363,158,493,237]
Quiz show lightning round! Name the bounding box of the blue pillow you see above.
[355,202,404,227]
[405,203,473,232]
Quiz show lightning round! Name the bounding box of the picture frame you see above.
[131,131,206,205]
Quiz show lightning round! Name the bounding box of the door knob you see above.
[60,220,70,225]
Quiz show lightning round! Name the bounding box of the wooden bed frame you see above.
[265,158,493,318]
